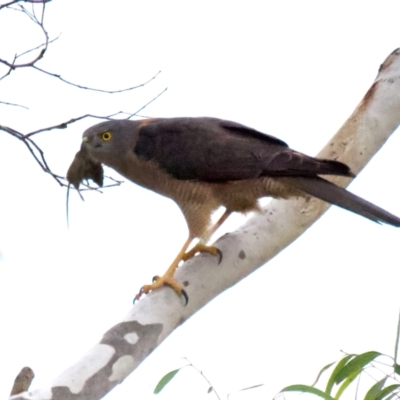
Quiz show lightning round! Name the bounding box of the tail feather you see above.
[280,176,400,227]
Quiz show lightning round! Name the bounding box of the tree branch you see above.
[1,0,167,188]
[8,48,400,400]
[10,368,34,396]
[31,67,162,93]
[1,83,167,188]
[0,100,28,109]
[0,1,49,80]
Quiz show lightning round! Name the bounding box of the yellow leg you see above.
[205,208,232,239]
[134,236,194,304]
[182,209,232,262]
[134,210,232,305]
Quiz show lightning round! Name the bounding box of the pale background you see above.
[1,1,400,399]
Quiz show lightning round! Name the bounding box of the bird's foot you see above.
[182,243,222,264]
[134,275,188,305]
[133,238,218,305]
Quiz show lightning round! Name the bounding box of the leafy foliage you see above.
[279,350,400,400]
[155,317,400,399]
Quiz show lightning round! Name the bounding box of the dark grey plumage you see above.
[69,117,400,231]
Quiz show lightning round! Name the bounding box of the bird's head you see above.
[81,119,139,167]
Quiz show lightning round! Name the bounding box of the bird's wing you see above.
[134,117,353,182]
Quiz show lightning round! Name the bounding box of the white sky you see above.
[1,1,400,399]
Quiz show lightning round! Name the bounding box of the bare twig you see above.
[0,121,122,188]
[0,0,23,10]
[0,1,50,12]
[17,34,60,59]
[127,87,168,118]
[0,1,49,80]
[1,112,134,188]
[25,86,167,138]
[24,112,132,138]
[0,100,28,109]
[183,358,222,400]
[1,0,165,195]
[31,67,162,93]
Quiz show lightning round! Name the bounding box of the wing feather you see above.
[134,117,353,181]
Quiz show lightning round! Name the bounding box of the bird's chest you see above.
[112,154,166,192]
[114,153,214,206]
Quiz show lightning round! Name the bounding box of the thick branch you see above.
[8,48,400,400]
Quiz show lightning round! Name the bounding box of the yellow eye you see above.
[101,131,112,141]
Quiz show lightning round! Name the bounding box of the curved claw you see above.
[216,248,223,264]
[133,292,141,304]
[133,277,188,305]
[181,289,189,306]
[133,284,151,304]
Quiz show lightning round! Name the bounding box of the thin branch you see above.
[0,47,45,70]
[0,120,123,189]
[127,86,168,118]
[0,1,48,80]
[183,359,222,400]
[2,59,164,183]
[0,100,28,109]
[75,176,124,193]
[24,112,130,138]
[0,0,23,10]
[32,67,162,93]
[0,3,160,114]
[24,85,167,138]
[17,34,59,59]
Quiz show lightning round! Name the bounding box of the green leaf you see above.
[394,363,400,375]
[377,384,400,400]
[335,370,360,400]
[326,354,355,395]
[334,352,382,384]
[207,386,213,394]
[312,361,336,386]
[364,377,387,400]
[154,369,181,394]
[281,384,335,400]
[383,393,399,400]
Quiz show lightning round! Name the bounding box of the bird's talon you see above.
[181,289,189,306]
[132,284,152,303]
[133,293,141,304]
[182,244,221,262]
[216,248,223,264]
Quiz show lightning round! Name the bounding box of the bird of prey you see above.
[67,117,400,303]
